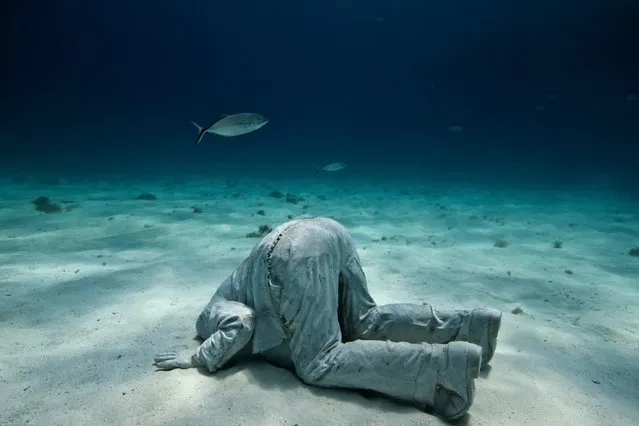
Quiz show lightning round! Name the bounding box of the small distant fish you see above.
[191,113,268,145]
[316,162,347,174]
[447,125,464,132]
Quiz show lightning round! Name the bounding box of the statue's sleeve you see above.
[192,300,255,373]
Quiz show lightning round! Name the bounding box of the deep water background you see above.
[1,0,638,189]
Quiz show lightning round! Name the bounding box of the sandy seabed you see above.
[1,174,638,425]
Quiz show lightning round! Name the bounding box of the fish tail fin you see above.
[195,128,207,145]
[191,121,207,145]
[315,167,322,175]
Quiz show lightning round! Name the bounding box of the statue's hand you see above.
[153,350,195,370]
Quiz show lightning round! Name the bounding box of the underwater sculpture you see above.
[154,217,502,420]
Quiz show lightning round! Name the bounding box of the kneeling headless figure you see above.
[154,217,502,420]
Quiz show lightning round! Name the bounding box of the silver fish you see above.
[191,113,268,145]
[316,162,347,174]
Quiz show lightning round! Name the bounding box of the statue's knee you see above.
[294,352,334,385]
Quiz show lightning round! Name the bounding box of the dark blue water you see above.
[2,0,638,189]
